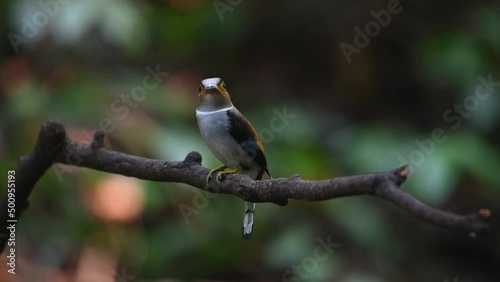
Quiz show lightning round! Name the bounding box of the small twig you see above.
[0,120,491,252]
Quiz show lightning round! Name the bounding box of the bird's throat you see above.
[197,93,232,112]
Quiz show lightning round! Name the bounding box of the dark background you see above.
[1,0,499,281]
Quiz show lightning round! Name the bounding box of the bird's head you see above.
[197,77,233,112]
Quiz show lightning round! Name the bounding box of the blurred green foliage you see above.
[1,0,499,281]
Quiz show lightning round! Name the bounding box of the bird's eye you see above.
[221,82,227,90]
[198,85,202,92]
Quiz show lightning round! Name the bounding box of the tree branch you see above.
[0,120,491,252]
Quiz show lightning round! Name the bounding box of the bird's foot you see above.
[215,166,242,183]
[206,165,227,185]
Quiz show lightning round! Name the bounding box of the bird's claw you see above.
[216,172,225,183]
[206,165,227,186]
[206,171,224,185]
[206,166,242,186]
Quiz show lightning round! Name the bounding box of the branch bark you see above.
[0,120,491,252]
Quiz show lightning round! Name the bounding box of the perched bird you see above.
[196,77,271,239]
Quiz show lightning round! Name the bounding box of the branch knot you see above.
[184,151,202,165]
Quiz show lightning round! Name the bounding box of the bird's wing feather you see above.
[226,108,268,178]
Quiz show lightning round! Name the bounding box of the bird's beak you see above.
[204,86,218,93]
[201,85,221,96]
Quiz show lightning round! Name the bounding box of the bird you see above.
[196,77,271,239]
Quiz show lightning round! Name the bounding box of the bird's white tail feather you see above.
[242,201,255,239]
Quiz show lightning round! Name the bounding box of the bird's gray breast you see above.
[196,109,243,168]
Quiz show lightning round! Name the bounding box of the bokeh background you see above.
[1,0,500,281]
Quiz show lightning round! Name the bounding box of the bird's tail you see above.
[242,201,255,239]
[242,168,271,239]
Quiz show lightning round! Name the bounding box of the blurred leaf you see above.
[404,151,458,205]
[445,130,500,188]
[332,124,409,173]
[265,226,314,267]
[462,87,500,133]
[327,198,398,254]
[476,8,500,51]
[342,272,384,282]
[417,32,486,90]
[8,84,48,119]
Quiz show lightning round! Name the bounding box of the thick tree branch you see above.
[0,120,491,252]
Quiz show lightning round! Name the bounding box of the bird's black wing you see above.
[226,108,268,174]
